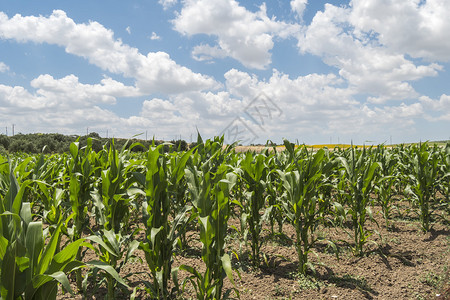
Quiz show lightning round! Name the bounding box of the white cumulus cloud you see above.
[291,0,308,19]
[420,94,450,121]
[0,10,218,94]
[172,0,300,69]
[0,62,9,73]
[192,44,227,62]
[159,0,178,10]
[350,0,450,62]
[149,32,160,40]
[30,74,143,106]
[297,3,442,103]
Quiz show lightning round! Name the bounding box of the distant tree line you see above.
[0,132,188,154]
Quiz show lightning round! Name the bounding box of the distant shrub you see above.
[0,134,9,149]
[169,140,188,151]
[3,132,186,154]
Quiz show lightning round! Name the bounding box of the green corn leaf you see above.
[37,223,62,275]
[0,235,8,260]
[26,271,73,300]
[179,264,202,280]
[69,142,79,159]
[25,221,44,276]
[149,226,163,250]
[86,260,129,289]
[132,172,146,187]
[363,162,380,190]
[60,260,85,274]
[46,239,87,274]
[16,256,30,272]
[175,148,195,183]
[221,253,234,285]
[2,241,28,299]
[13,180,32,217]
[102,229,120,255]
[85,235,118,258]
[6,168,19,214]
[20,203,32,232]
[26,280,58,300]
[125,240,140,264]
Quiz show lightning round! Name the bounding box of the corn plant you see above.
[0,161,86,300]
[30,153,67,228]
[66,138,99,288]
[277,141,331,274]
[183,157,237,300]
[236,152,268,267]
[80,140,143,298]
[438,143,450,215]
[336,146,379,256]
[373,145,399,229]
[405,143,444,232]
[264,151,284,236]
[166,146,196,250]
[269,148,298,234]
[84,230,138,299]
[134,144,195,299]
[93,140,145,233]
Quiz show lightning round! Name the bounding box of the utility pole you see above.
[5,126,7,136]
[12,124,14,136]
[106,130,108,139]
[86,127,89,136]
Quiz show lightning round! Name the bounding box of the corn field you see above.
[0,136,448,299]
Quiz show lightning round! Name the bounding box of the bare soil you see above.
[58,201,449,300]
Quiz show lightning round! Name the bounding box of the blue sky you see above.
[1,0,449,145]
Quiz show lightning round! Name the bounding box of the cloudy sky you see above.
[1,0,449,145]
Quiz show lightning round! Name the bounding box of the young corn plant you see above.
[91,141,145,235]
[264,152,284,236]
[0,161,86,300]
[183,157,237,300]
[94,140,137,233]
[30,153,68,229]
[438,143,450,215]
[374,145,399,229]
[134,144,194,299]
[405,143,444,232]
[166,146,196,250]
[86,140,144,298]
[237,152,269,267]
[277,141,330,275]
[66,138,99,289]
[84,230,138,299]
[336,146,379,256]
[269,148,297,234]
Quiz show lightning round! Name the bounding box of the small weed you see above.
[420,265,449,293]
[388,237,401,245]
[414,293,426,300]
[273,284,286,296]
[421,271,441,288]
[289,272,323,290]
